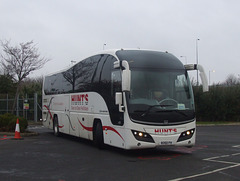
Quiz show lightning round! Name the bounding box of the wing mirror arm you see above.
[185,64,209,92]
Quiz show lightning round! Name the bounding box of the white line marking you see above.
[232,153,240,156]
[169,164,240,181]
[233,145,240,148]
[204,154,230,160]
[169,152,240,181]
[205,159,240,165]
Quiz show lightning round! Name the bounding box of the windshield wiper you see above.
[140,105,173,117]
[156,110,188,117]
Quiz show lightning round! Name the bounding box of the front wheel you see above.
[93,122,104,149]
[53,116,60,137]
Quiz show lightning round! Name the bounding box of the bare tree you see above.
[224,74,239,86]
[0,40,50,113]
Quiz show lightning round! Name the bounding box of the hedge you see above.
[0,113,28,132]
[194,85,240,122]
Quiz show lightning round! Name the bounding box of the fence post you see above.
[16,94,19,116]
[6,94,8,113]
[34,93,38,122]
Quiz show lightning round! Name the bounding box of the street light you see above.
[103,44,106,50]
[209,70,215,86]
[196,38,200,85]
[180,56,187,64]
[71,60,76,65]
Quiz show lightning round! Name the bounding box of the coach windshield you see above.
[116,50,195,125]
[126,69,195,125]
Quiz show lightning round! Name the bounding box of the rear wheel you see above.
[53,116,60,137]
[93,122,104,149]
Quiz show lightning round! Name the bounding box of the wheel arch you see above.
[93,118,102,132]
[52,114,58,129]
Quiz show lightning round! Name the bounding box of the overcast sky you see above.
[1,0,240,84]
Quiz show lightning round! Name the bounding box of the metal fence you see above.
[0,93,41,122]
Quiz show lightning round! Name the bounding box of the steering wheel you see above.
[158,98,178,106]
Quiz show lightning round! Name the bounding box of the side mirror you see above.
[115,92,122,105]
[121,60,131,92]
[115,92,125,112]
[197,64,209,92]
[185,64,209,92]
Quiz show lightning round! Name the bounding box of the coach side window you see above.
[74,55,100,92]
[111,70,121,97]
[92,54,108,83]
[45,73,65,94]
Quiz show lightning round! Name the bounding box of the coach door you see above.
[99,55,124,126]
[60,95,70,134]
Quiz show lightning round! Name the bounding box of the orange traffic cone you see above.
[12,118,23,140]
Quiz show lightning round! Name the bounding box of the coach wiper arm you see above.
[140,105,172,117]
[156,110,188,117]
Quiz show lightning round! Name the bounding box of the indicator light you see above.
[177,128,195,142]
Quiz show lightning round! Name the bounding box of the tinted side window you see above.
[44,55,101,95]
[44,76,51,95]
[44,73,71,95]
[101,56,115,82]
[62,66,76,93]
[92,54,108,83]
[74,55,100,92]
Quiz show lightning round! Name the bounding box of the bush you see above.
[0,113,28,132]
[193,85,240,122]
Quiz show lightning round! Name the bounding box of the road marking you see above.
[169,152,240,181]
[233,145,240,148]
[232,153,240,156]
[204,158,240,165]
[0,137,11,140]
[169,164,240,181]
[138,154,181,161]
[138,145,208,161]
[204,154,230,160]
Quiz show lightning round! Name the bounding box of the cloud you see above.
[1,0,240,83]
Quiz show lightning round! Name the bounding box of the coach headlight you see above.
[131,130,154,143]
[177,128,195,142]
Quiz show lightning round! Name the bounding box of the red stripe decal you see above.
[103,126,125,141]
[78,119,124,141]
[44,105,53,121]
[78,119,93,131]
[58,125,64,128]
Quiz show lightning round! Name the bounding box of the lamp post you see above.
[180,56,187,64]
[209,70,215,86]
[103,44,106,50]
[71,60,76,65]
[196,39,200,86]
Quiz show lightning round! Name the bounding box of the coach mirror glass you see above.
[121,60,131,92]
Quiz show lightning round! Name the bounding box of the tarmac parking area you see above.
[0,125,240,181]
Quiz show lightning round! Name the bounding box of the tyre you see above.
[93,121,104,149]
[53,116,60,137]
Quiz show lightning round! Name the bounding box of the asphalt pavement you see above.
[0,124,239,181]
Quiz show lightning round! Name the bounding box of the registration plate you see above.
[161,141,173,145]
